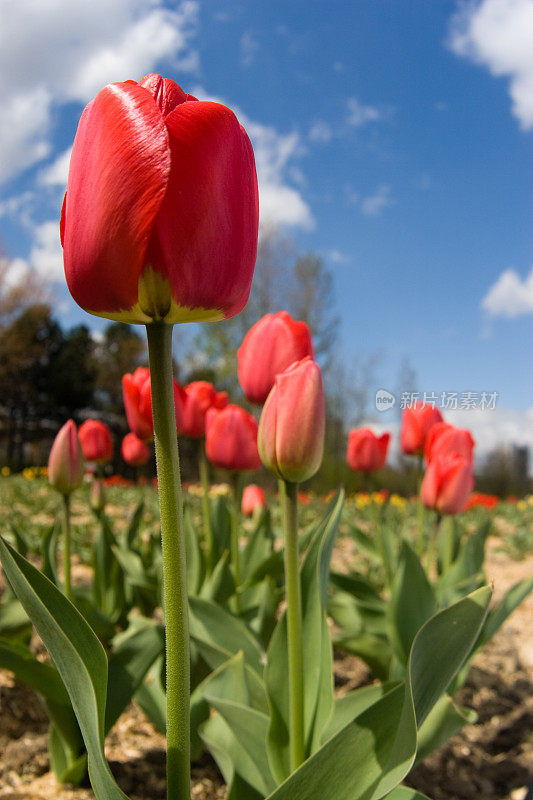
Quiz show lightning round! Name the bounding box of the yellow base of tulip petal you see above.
[87,268,225,325]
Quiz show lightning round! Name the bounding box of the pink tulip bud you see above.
[346,428,390,473]
[90,478,106,513]
[241,485,266,516]
[48,420,85,495]
[420,452,474,515]
[258,357,325,483]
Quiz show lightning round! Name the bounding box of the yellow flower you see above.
[1,466,10,477]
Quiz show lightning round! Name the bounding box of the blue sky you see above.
[1,0,533,458]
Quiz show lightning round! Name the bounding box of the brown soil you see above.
[1,544,532,800]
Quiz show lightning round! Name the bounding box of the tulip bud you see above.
[61,74,258,325]
[420,452,474,515]
[241,484,266,516]
[400,401,443,456]
[346,428,390,473]
[424,422,475,464]
[121,432,150,467]
[205,405,261,472]
[48,420,85,495]
[78,419,113,464]
[90,478,106,513]
[258,357,325,483]
[237,311,314,405]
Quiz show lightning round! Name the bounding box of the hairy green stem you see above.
[230,472,243,613]
[146,323,190,800]
[62,494,72,601]
[282,479,305,772]
[198,441,214,572]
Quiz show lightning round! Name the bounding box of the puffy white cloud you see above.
[360,184,394,217]
[449,0,533,129]
[240,31,260,67]
[481,266,533,316]
[38,147,72,188]
[447,405,533,466]
[9,221,64,285]
[0,0,199,182]
[308,120,333,143]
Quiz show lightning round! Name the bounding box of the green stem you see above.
[426,512,442,577]
[230,472,243,613]
[282,479,305,772]
[416,455,426,556]
[198,441,214,573]
[146,322,190,800]
[62,494,72,601]
[371,495,392,591]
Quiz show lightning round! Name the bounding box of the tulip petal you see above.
[62,81,171,320]
[151,101,259,321]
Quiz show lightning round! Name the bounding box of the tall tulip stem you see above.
[146,322,190,800]
[230,471,243,612]
[281,479,305,772]
[198,441,214,572]
[62,494,72,601]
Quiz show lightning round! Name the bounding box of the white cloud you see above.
[0,0,199,183]
[240,31,259,67]
[38,147,72,188]
[360,184,394,217]
[481,266,533,316]
[308,120,333,143]
[347,96,385,127]
[449,0,533,129]
[447,405,533,467]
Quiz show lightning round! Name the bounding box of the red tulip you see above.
[205,405,261,472]
[241,485,266,516]
[258,357,324,483]
[48,420,85,495]
[121,432,150,467]
[346,428,390,473]
[420,452,474,515]
[424,422,475,464]
[182,381,229,438]
[237,311,314,405]
[78,419,113,464]
[61,74,259,325]
[122,366,186,440]
[400,402,443,456]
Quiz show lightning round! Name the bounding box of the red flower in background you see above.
[425,422,475,464]
[78,419,113,464]
[205,405,261,472]
[121,433,150,467]
[122,367,185,440]
[237,311,314,405]
[241,485,266,515]
[346,428,390,473]
[400,402,443,456]
[181,381,228,438]
[420,452,474,515]
[61,74,258,325]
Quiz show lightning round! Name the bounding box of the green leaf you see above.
[415,694,476,763]
[126,500,145,549]
[184,506,203,595]
[382,788,433,800]
[263,586,491,800]
[135,656,166,733]
[320,683,395,743]
[41,522,59,585]
[388,541,437,665]
[477,575,533,648]
[333,631,392,682]
[200,550,235,605]
[189,595,265,675]
[105,617,164,732]
[0,537,128,800]
[241,509,274,581]
[0,596,31,642]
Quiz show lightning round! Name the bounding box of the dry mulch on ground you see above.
[1,543,532,800]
